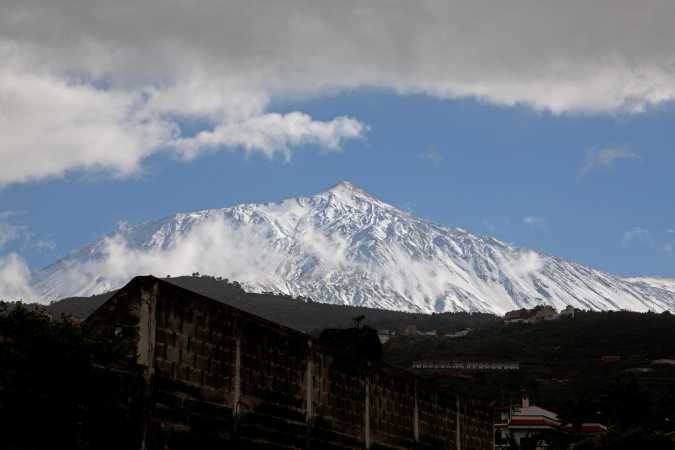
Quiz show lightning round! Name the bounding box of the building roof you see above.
[496,394,606,435]
[514,405,559,421]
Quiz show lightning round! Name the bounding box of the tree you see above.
[0,303,140,450]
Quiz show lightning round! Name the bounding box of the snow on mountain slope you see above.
[621,277,675,295]
[30,182,675,314]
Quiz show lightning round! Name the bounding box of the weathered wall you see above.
[86,276,494,450]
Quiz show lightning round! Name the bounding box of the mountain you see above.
[31,181,675,314]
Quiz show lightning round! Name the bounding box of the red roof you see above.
[496,403,607,435]
[562,423,608,433]
[509,417,561,427]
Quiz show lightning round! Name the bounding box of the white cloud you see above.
[0,211,55,252]
[0,60,364,186]
[0,253,36,301]
[38,216,354,299]
[0,218,24,248]
[621,227,651,246]
[510,251,545,278]
[579,147,641,177]
[0,66,176,185]
[175,112,365,160]
[32,239,56,252]
[2,0,675,185]
[422,147,443,167]
[523,216,546,228]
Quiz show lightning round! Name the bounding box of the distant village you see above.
[377,304,577,344]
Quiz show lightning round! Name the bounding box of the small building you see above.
[413,360,519,371]
[504,305,559,324]
[495,392,606,450]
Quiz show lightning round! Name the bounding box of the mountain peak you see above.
[327,180,364,194]
[322,181,379,202]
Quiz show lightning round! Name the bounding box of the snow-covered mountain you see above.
[32,182,675,314]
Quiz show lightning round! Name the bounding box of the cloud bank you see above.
[34,216,345,302]
[0,57,364,185]
[3,0,675,184]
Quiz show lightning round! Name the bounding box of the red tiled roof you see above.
[509,418,560,427]
[495,404,608,435]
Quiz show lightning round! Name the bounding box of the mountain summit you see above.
[32,183,675,314]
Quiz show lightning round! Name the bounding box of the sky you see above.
[1,0,675,298]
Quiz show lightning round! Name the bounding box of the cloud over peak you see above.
[175,112,366,160]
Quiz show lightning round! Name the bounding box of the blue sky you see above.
[2,0,675,299]
[2,89,674,277]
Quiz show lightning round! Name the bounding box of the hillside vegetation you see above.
[385,309,675,433]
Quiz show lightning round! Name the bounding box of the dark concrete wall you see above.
[86,276,493,450]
